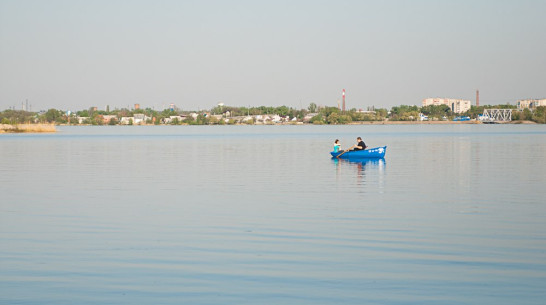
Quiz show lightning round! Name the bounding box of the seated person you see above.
[349,137,367,151]
[333,139,341,152]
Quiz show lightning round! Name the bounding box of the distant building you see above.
[102,115,118,124]
[303,113,318,122]
[356,109,376,114]
[271,115,282,123]
[163,115,186,124]
[419,113,428,121]
[422,98,471,114]
[119,117,133,125]
[76,116,89,124]
[133,114,151,124]
[241,116,253,123]
[517,99,546,110]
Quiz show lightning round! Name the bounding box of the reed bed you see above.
[0,124,56,133]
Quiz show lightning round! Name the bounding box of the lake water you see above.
[1,124,545,305]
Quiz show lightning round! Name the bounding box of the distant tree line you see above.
[1,104,544,125]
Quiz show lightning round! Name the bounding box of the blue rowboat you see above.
[330,146,387,159]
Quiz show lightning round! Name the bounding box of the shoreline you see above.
[0,123,57,133]
[1,120,538,132]
[347,120,537,125]
[60,120,537,126]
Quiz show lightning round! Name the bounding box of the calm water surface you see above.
[1,125,545,304]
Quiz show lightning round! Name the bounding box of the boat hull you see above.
[330,146,387,159]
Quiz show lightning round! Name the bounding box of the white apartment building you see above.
[517,99,546,109]
[422,98,471,114]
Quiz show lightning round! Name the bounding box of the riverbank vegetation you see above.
[1,104,544,126]
[0,123,56,133]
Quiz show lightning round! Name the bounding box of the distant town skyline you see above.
[1,0,545,111]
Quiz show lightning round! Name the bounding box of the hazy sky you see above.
[1,0,545,111]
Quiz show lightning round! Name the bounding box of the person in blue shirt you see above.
[333,139,341,152]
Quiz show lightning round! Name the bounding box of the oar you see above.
[336,149,349,159]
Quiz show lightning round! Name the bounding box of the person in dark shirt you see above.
[349,137,367,151]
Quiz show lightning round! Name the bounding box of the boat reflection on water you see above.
[332,158,386,188]
[332,157,386,169]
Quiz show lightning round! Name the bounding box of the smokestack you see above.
[342,89,346,112]
[476,90,479,107]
